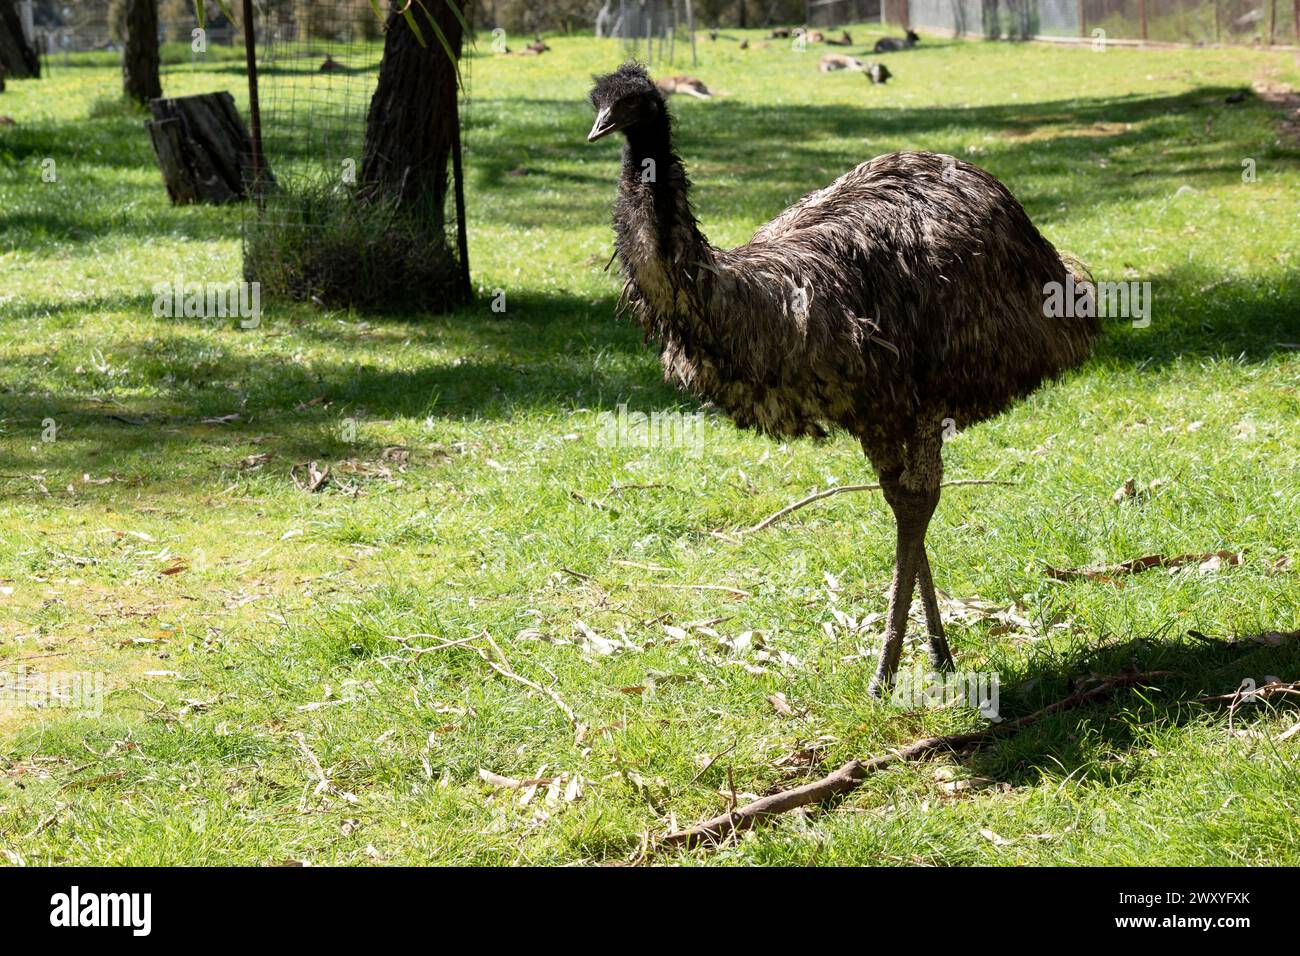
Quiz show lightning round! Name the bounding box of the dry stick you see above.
[743,479,1016,534]
[644,582,752,598]
[474,632,586,743]
[1193,680,1300,707]
[658,670,1170,850]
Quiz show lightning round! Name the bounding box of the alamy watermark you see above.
[596,403,704,456]
[891,664,1001,720]
[0,665,104,717]
[1043,273,1151,328]
[152,277,262,328]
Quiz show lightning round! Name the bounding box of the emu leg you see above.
[916,547,954,672]
[866,487,935,698]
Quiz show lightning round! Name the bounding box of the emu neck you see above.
[616,114,709,314]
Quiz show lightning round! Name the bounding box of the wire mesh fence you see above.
[615,0,699,62]
[240,0,471,312]
[898,0,1299,41]
[805,0,884,27]
[22,0,240,79]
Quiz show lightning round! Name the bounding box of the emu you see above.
[587,63,1098,694]
[874,29,919,52]
[865,61,892,84]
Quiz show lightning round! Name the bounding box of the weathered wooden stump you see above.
[145,92,270,205]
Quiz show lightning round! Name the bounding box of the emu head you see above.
[587,62,665,143]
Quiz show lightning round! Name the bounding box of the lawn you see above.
[0,26,1298,866]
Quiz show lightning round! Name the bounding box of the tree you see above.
[0,0,40,79]
[362,3,465,214]
[123,0,162,103]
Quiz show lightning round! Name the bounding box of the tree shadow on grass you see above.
[968,627,1300,791]
[0,290,687,490]
[469,84,1291,230]
[2,252,1296,488]
[633,629,1300,863]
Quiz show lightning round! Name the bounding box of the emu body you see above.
[588,63,1098,693]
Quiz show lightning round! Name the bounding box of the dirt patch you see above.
[1252,78,1300,146]
[999,121,1133,142]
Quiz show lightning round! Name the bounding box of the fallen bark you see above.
[658,670,1170,850]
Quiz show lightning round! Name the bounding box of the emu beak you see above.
[587,107,619,143]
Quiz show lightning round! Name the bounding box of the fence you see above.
[894,0,1299,43]
[23,0,240,74]
[806,0,886,26]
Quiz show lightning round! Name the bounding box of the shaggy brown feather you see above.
[588,62,1099,692]
[591,63,1096,469]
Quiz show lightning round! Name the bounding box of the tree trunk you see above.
[123,0,162,103]
[361,2,466,217]
[145,92,265,204]
[0,0,39,79]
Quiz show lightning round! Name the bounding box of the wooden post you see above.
[450,86,471,303]
[1078,0,1085,38]
[685,0,696,66]
[669,0,677,62]
[1267,0,1276,44]
[241,0,266,208]
[1138,0,1147,40]
[1214,0,1220,43]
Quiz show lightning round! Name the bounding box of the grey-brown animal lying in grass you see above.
[874,29,919,52]
[654,75,712,98]
[819,53,864,73]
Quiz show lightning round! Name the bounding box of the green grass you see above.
[0,27,1298,866]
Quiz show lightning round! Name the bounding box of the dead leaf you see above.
[478,768,557,790]
[61,771,125,792]
[1113,477,1137,503]
[291,461,330,493]
[574,619,622,656]
[767,691,804,718]
[980,828,1012,846]
[380,446,410,467]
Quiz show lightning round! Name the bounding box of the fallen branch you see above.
[1192,679,1300,707]
[1047,550,1242,584]
[658,669,1168,851]
[743,479,1015,534]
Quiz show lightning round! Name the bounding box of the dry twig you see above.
[743,479,1014,534]
[473,632,586,744]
